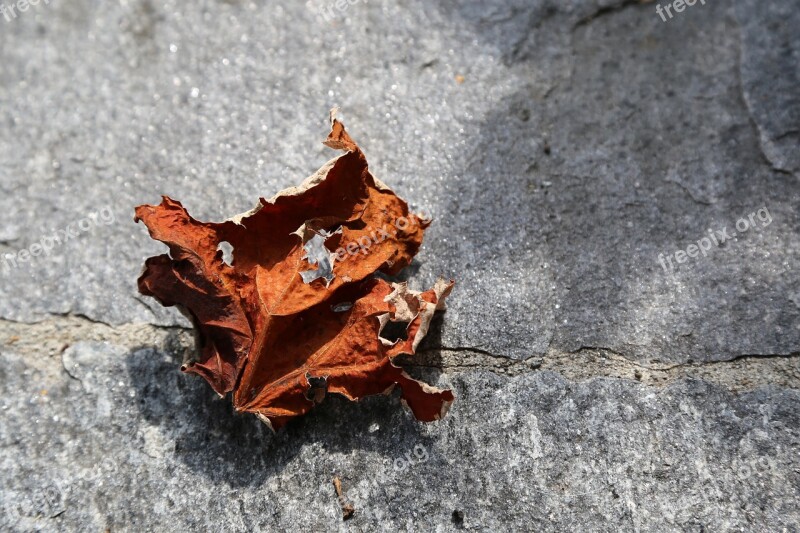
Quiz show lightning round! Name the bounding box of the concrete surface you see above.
[0,0,798,531]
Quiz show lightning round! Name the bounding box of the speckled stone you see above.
[1,338,798,531]
[0,0,797,364]
[0,0,798,530]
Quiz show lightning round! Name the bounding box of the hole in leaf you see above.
[217,241,234,266]
[331,302,353,313]
[300,232,335,285]
[380,320,409,343]
[305,374,328,404]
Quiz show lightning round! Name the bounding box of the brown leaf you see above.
[135,111,454,430]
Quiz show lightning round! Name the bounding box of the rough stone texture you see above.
[1,0,798,364]
[0,0,798,531]
[1,321,799,531]
[736,0,800,175]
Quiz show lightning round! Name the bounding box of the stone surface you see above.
[0,0,797,364]
[736,0,800,175]
[0,0,798,531]
[1,322,799,531]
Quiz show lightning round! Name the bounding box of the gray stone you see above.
[1,329,798,531]
[736,0,800,175]
[0,0,798,530]
[0,0,797,364]
[427,0,800,363]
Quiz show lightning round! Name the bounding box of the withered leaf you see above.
[135,112,454,430]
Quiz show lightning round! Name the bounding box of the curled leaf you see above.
[135,112,454,430]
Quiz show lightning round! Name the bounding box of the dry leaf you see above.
[135,111,454,430]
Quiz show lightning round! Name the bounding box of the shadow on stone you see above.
[125,330,437,486]
[420,0,800,364]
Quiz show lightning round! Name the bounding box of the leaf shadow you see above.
[394,310,447,392]
[125,330,438,488]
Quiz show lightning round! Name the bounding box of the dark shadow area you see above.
[126,330,436,486]
[377,258,421,284]
[418,0,800,364]
[399,310,446,386]
[379,258,447,383]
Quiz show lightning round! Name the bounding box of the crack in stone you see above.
[52,311,116,329]
[2,316,798,392]
[409,345,800,392]
[774,129,800,142]
[411,345,542,375]
[573,0,646,31]
[565,345,800,369]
